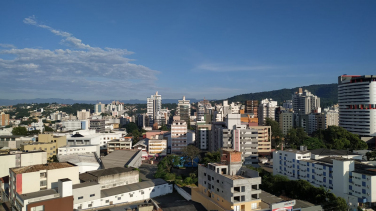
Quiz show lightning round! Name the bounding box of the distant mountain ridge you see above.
[223,83,338,108]
[0,83,338,107]
[0,98,203,106]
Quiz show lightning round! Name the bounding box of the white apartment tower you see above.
[258,98,277,125]
[77,109,90,120]
[147,91,162,127]
[338,75,376,136]
[292,88,321,114]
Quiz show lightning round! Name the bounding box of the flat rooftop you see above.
[0,150,45,156]
[86,167,135,177]
[101,179,167,197]
[11,162,75,174]
[18,189,57,201]
[73,181,99,189]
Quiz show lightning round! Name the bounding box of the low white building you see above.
[73,179,172,210]
[0,151,47,178]
[58,145,100,156]
[273,147,376,209]
[66,130,123,149]
[61,120,82,132]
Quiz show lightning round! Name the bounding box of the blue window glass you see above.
[280,156,281,159]
[307,174,310,178]
[297,165,300,169]
[284,167,286,171]
[293,170,295,174]
[323,166,326,169]
[329,173,333,178]
[323,177,326,182]
[307,168,310,171]
[280,161,282,164]
[349,185,352,190]
[349,172,352,176]
[312,164,315,167]
[293,164,295,168]
[312,175,315,179]
[349,192,352,195]
[349,179,352,183]
[362,189,366,194]
[297,160,300,163]
[284,162,286,165]
[284,157,286,160]
[330,167,333,171]
[329,180,332,184]
[312,169,315,173]
[323,172,326,176]
[307,163,309,166]
[362,175,366,179]
[293,159,295,162]
[362,182,366,187]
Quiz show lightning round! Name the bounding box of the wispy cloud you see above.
[0,16,159,99]
[195,63,278,72]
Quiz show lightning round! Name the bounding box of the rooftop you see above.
[0,150,45,156]
[86,167,135,177]
[101,179,167,197]
[18,189,57,201]
[11,162,75,174]
[282,149,310,154]
[73,181,99,189]
[310,149,359,156]
[102,150,141,169]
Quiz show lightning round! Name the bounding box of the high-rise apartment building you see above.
[245,100,258,117]
[147,92,162,127]
[0,112,10,126]
[171,120,187,154]
[338,75,376,136]
[279,111,295,135]
[77,109,90,120]
[258,98,277,125]
[177,96,191,124]
[94,102,105,114]
[292,88,321,114]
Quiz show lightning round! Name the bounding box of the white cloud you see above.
[0,16,159,99]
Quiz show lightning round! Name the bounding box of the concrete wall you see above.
[20,152,47,167]
[0,154,16,177]
[174,184,191,201]
[72,184,101,204]
[98,170,139,189]
[21,172,40,194]
[47,166,80,189]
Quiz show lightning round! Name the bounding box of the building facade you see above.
[147,91,162,127]
[0,112,10,126]
[171,120,187,154]
[193,149,262,211]
[292,88,321,114]
[77,109,90,120]
[338,75,376,136]
[177,96,191,124]
[258,99,277,125]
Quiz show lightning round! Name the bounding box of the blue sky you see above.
[0,1,375,100]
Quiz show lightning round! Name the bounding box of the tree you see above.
[12,127,27,135]
[302,137,326,150]
[201,151,221,165]
[48,155,59,163]
[366,151,376,161]
[100,112,110,117]
[125,122,138,134]
[265,118,283,147]
[159,125,170,131]
[131,129,140,145]
[285,128,299,148]
[181,145,201,166]
[45,126,54,132]
[156,155,180,173]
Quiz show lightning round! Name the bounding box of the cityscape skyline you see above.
[1,1,375,100]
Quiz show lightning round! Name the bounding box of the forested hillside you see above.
[224,83,337,108]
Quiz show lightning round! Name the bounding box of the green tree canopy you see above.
[201,151,221,165]
[265,118,283,147]
[12,127,28,135]
[44,126,54,132]
[125,122,138,134]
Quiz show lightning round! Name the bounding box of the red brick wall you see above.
[221,150,242,164]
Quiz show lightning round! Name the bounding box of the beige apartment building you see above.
[9,162,79,207]
[21,142,57,158]
[148,135,167,156]
[171,119,187,154]
[107,137,132,154]
[38,134,67,148]
[0,112,10,126]
[249,126,272,155]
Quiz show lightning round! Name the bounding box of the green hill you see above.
[223,83,338,108]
